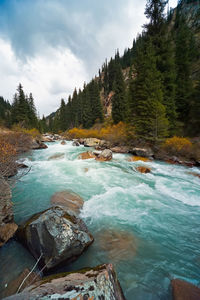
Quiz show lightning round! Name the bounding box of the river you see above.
[0,141,200,299]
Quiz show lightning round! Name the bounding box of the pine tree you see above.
[112,63,127,124]
[131,38,168,139]
[89,79,104,124]
[59,99,66,131]
[188,80,200,136]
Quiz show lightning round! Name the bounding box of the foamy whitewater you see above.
[0,141,200,299]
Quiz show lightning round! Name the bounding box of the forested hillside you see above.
[47,0,200,139]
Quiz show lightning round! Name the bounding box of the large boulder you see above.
[171,278,200,300]
[17,207,93,270]
[83,138,101,147]
[95,139,111,150]
[96,149,113,161]
[0,178,18,247]
[3,264,126,300]
[130,147,153,158]
[51,190,84,217]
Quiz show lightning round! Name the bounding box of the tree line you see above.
[49,0,200,139]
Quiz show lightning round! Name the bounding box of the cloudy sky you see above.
[0,0,177,116]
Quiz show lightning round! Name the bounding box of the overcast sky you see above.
[0,0,177,116]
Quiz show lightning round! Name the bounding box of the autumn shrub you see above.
[163,136,192,156]
[0,135,17,177]
[24,128,41,139]
[67,122,135,145]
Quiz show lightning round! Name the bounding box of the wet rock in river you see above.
[3,264,126,300]
[78,151,96,160]
[51,190,84,217]
[96,149,113,161]
[17,206,94,270]
[136,166,151,174]
[128,156,152,162]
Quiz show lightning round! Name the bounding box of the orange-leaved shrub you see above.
[0,135,17,177]
[163,136,192,156]
[66,122,135,144]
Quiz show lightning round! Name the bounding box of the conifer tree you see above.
[112,63,126,124]
[131,38,168,139]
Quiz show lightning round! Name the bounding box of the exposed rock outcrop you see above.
[17,206,94,270]
[51,190,84,217]
[0,178,18,247]
[3,264,126,300]
[171,278,200,300]
[130,147,153,158]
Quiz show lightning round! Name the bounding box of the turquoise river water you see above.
[0,141,200,299]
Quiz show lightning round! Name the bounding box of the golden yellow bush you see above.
[67,122,135,144]
[163,136,192,155]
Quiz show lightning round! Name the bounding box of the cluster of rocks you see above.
[1,189,126,299]
[41,133,62,143]
[78,149,113,162]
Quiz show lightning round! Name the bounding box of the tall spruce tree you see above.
[131,38,168,139]
[112,63,127,124]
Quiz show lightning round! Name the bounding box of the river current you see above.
[0,141,200,299]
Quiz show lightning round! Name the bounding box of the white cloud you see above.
[0,38,88,116]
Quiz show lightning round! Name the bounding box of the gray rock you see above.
[31,139,48,150]
[17,207,94,270]
[130,147,153,158]
[98,149,113,161]
[110,146,129,153]
[3,264,126,300]
[83,138,101,147]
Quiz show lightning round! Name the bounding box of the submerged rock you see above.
[171,278,200,300]
[78,151,96,160]
[136,166,151,174]
[97,229,137,263]
[0,178,18,247]
[61,140,66,145]
[48,153,65,160]
[2,268,40,298]
[3,264,126,300]
[17,207,93,270]
[51,190,84,217]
